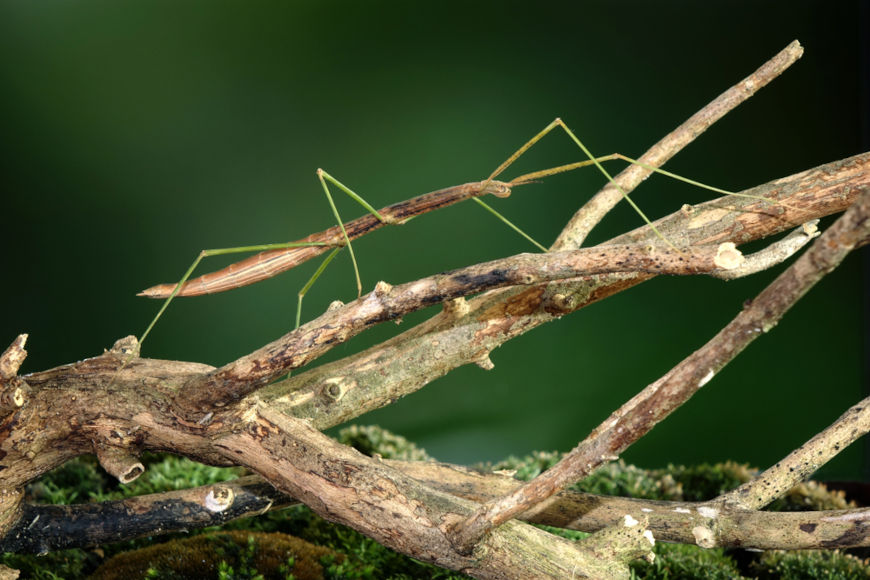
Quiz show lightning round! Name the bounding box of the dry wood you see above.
[5,41,870,578]
[0,153,862,577]
[720,394,870,511]
[7,458,869,554]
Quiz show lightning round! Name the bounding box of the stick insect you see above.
[137,118,771,345]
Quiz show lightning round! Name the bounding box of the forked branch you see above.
[4,40,868,579]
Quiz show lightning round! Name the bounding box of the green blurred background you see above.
[1,2,865,479]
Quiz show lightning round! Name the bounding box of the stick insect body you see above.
[139,179,514,299]
[137,118,772,345]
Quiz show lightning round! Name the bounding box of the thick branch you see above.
[0,476,288,553]
[213,406,650,579]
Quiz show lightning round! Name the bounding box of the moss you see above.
[650,461,755,502]
[27,456,111,505]
[630,543,746,579]
[749,549,870,579]
[767,480,854,512]
[87,531,338,580]
[1,549,97,580]
[335,425,433,462]
[488,454,684,501]
[280,506,468,579]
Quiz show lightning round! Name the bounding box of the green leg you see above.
[480,118,788,252]
[139,240,330,345]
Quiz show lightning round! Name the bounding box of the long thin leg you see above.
[139,240,331,345]
[140,170,394,345]
[479,118,671,248]
[479,118,793,250]
[296,247,342,329]
[317,168,389,299]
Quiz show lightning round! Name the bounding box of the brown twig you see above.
[552,40,804,250]
[711,220,819,279]
[719,394,870,511]
[450,184,870,553]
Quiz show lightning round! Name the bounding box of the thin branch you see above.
[451,185,870,552]
[711,220,819,280]
[552,40,804,250]
[396,461,870,550]
[718,394,870,510]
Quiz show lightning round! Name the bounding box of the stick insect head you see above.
[482,180,512,198]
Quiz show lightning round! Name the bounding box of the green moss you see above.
[87,531,337,580]
[1,549,97,579]
[767,481,854,512]
[27,456,111,505]
[277,505,468,579]
[650,461,754,502]
[335,425,433,462]
[749,549,870,579]
[630,543,746,579]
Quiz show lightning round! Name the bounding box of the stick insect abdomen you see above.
[139,180,512,299]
